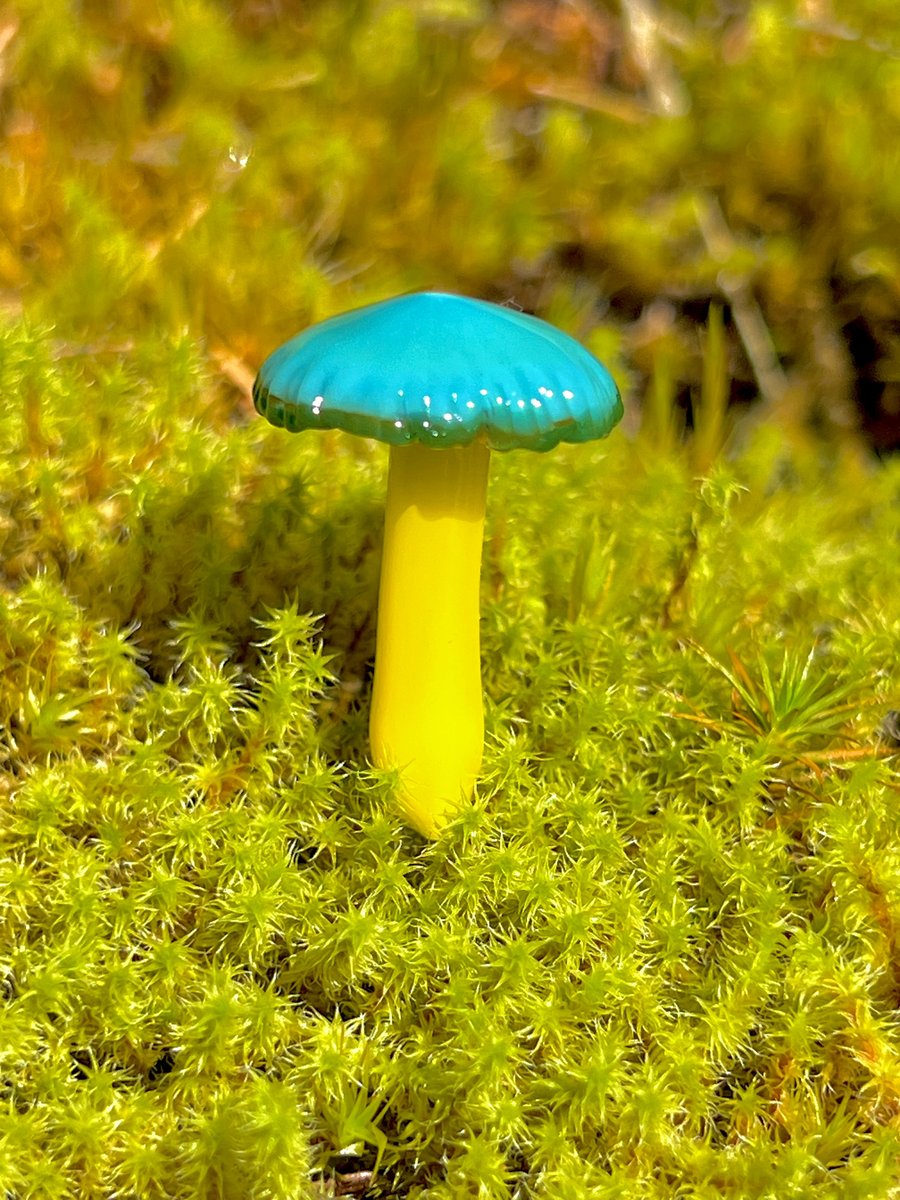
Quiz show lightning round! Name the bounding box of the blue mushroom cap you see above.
[253,291,623,452]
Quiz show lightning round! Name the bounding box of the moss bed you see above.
[1,2,899,1196]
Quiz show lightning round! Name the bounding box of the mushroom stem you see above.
[370,439,490,837]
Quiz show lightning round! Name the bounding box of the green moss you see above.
[1,1,899,1195]
[0,317,897,1196]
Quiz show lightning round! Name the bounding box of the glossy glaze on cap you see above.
[253,291,623,452]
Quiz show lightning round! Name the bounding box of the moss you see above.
[1,1,900,1195]
[0,317,897,1195]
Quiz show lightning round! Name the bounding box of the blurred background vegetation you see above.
[3,0,899,454]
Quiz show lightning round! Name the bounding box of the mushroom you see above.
[253,292,622,837]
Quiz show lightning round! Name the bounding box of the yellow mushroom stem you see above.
[369,439,491,837]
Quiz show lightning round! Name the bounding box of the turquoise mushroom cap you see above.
[253,291,623,452]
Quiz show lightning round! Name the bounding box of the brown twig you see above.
[694,194,791,419]
[209,344,256,408]
[618,0,689,116]
[526,77,649,123]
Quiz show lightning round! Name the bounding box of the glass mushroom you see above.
[253,292,623,837]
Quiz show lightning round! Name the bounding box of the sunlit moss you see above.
[1,1,900,1196]
[0,317,897,1195]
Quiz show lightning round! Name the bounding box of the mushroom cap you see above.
[253,291,622,452]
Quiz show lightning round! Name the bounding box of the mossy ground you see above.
[1,2,900,1197]
[2,321,898,1198]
